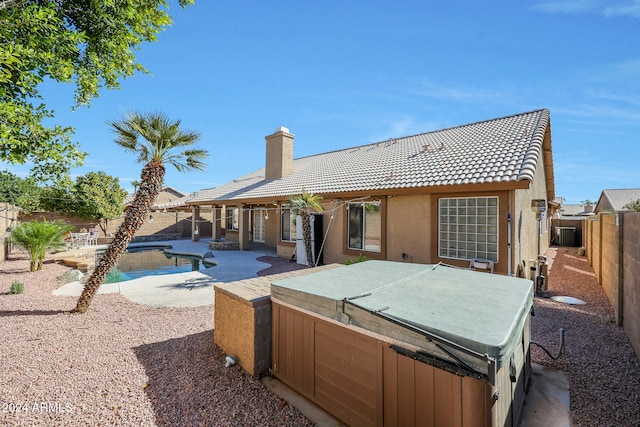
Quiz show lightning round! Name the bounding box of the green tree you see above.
[289,191,323,267]
[623,199,640,212]
[10,219,72,271]
[0,170,41,211]
[73,111,207,313]
[0,0,194,182]
[73,171,127,235]
[37,185,74,213]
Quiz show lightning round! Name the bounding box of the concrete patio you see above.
[53,239,283,307]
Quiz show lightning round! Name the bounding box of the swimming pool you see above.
[98,246,216,283]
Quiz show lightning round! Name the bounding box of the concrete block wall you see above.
[601,215,622,324]
[585,212,640,359]
[623,213,640,358]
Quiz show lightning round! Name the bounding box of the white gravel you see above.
[0,251,313,426]
[2,247,639,426]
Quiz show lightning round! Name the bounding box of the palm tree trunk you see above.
[73,162,165,313]
[301,211,314,267]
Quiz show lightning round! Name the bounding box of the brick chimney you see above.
[265,126,294,180]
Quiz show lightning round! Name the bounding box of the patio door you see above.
[254,208,266,243]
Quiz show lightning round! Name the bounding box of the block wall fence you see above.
[584,212,640,359]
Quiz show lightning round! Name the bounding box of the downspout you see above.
[508,213,512,276]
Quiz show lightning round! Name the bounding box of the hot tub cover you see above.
[271,260,533,370]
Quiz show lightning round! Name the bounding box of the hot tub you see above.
[271,260,533,427]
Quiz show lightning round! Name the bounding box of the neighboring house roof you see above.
[556,203,594,219]
[595,188,640,213]
[124,186,185,206]
[162,109,553,207]
[559,204,584,216]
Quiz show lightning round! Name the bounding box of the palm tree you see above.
[289,191,323,267]
[73,111,207,313]
[11,220,73,272]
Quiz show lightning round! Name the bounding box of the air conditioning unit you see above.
[556,227,576,247]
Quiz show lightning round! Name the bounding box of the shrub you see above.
[105,268,127,284]
[10,280,24,294]
[345,253,368,265]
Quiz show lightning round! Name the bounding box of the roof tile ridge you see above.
[516,109,550,183]
[399,108,549,140]
[291,109,550,162]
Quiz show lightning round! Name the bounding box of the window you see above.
[348,201,381,252]
[226,207,239,230]
[280,205,297,242]
[439,197,498,262]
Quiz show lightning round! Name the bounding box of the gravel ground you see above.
[531,247,640,426]
[1,247,639,426]
[0,251,313,426]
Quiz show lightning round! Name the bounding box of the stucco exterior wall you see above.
[386,194,431,264]
[513,152,551,277]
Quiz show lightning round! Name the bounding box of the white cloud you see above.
[604,1,640,17]
[532,0,640,18]
[408,79,504,103]
[532,0,601,14]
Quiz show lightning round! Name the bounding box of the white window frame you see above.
[280,205,296,242]
[438,196,499,262]
[226,207,239,231]
[347,201,382,252]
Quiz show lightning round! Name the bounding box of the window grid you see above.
[438,197,498,262]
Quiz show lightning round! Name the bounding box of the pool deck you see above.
[53,239,285,308]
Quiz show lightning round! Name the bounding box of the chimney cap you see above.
[275,126,290,133]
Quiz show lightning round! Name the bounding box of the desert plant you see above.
[10,220,73,271]
[9,280,24,294]
[73,111,207,313]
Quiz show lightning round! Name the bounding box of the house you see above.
[162,109,555,276]
[595,188,640,213]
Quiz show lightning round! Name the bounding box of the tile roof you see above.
[163,109,551,206]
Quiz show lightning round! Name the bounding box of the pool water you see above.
[100,247,215,283]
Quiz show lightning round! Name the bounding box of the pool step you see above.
[58,257,93,272]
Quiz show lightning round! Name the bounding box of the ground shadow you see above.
[158,277,216,290]
[0,309,70,317]
[133,330,311,426]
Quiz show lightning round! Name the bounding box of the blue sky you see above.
[4,0,640,204]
